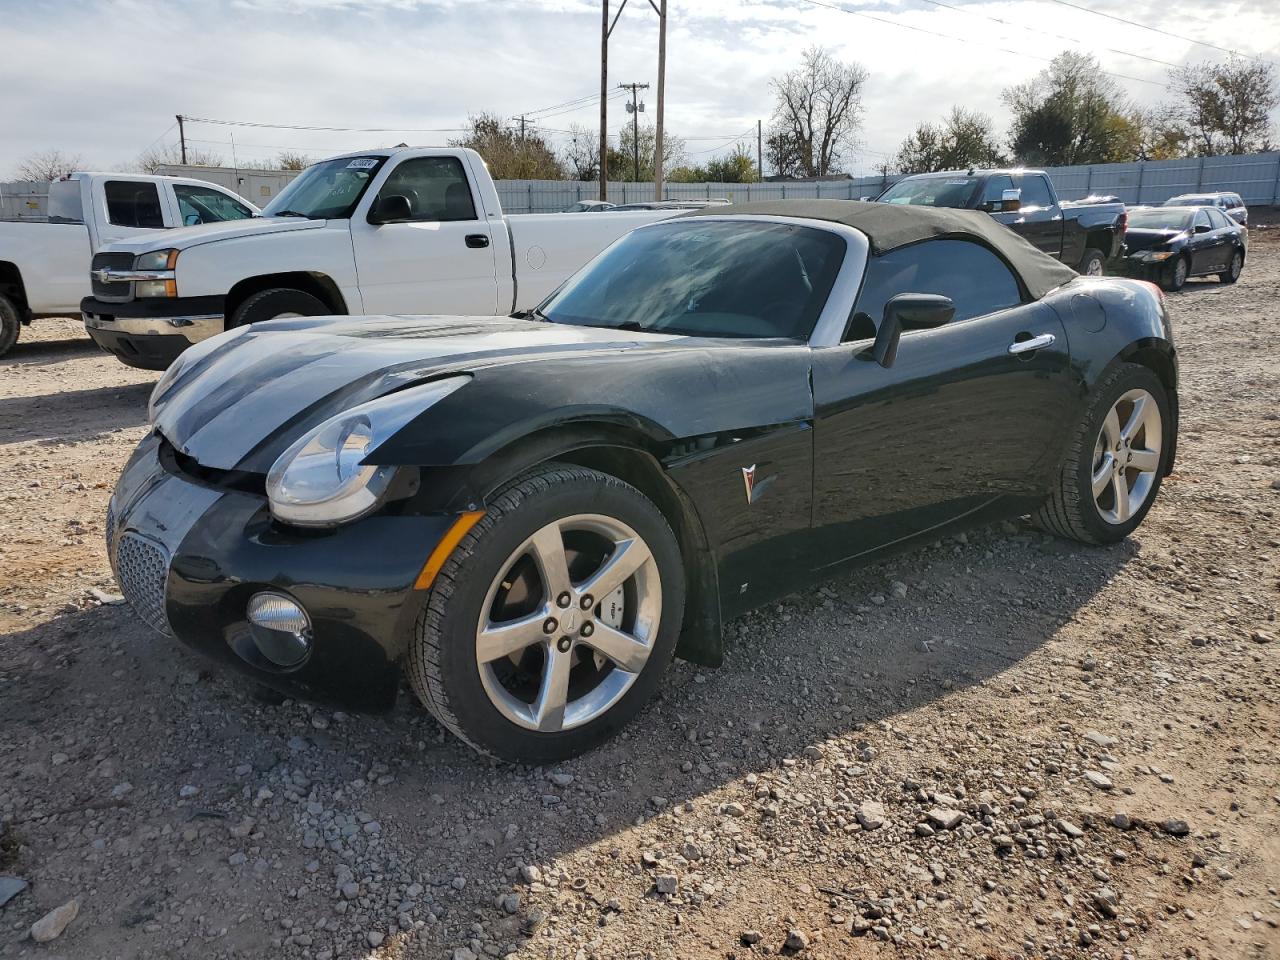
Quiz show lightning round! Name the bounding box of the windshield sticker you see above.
[945,179,971,185]
[346,158,379,170]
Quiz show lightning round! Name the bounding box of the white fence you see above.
[9,151,1278,220]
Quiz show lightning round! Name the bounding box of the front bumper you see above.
[107,433,454,710]
[1110,255,1172,281]
[82,295,226,370]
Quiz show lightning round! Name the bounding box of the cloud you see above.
[1,0,1277,178]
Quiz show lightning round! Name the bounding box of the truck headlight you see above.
[135,249,179,271]
[134,249,179,297]
[266,376,469,527]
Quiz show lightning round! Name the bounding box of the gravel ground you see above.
[1,234,1278,960]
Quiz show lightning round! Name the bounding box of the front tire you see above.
[0,293,20,358]
[1219,250,1243,284]
[1033,363,1170,545]
[1078,247,1105,277]
[1161,254,1189,292]
[407,464,685,762]
[230,288,329,328]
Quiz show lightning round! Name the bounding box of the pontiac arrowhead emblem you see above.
[741,464,757,504]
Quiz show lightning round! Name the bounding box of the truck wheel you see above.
[0,294,20,358]
[1077,248,1105,277]
[407,464,685,762]
[1161,255,1188,292]
[1218,250,1243,284]
[1033,362,1169,546]
[230,288,330,328]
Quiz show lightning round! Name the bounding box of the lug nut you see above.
[580,622,594,638]
[543,617,558,634]
[556,636,572,653]
[579,594,594,610]
[557,592,572,608]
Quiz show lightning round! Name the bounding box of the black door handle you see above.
[465,234,490,249]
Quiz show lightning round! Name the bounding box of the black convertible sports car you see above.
[108,201,1178,761]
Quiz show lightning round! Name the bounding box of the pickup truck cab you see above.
[0,172,257,356]
[81,147,677,370]
[875,169,1127,276]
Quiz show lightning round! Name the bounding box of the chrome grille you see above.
[90,252,136,302]
[116,532,172,636]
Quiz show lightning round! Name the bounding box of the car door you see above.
[91,178,174,245]
[1007,174,1064,258]
[809,238,1073,567]
[1203,208,1237,270]
[1186,208,1223,274]
[349,155,500,315]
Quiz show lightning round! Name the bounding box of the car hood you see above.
[99,216,327,256]
[153,315,683,472]
[1124,227,1186,253]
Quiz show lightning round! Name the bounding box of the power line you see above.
[789,0,1167,87]
[180,115,472,133]
[1036,0,1271,63]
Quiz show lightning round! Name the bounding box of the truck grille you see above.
[90,252,136,302]
[115,532,173,637]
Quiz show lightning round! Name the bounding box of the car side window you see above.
[104,180,165,229]
[1018,175,1055,210]
[173,184,254,225]
[845,239,1024,341]
[1205,208,1230,229]
[373,157,477,222]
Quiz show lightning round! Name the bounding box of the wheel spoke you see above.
[576,537,652,599]
[1119,396,1149,443]
[584,622,650,673]
[477,611,549,664]
[528,523,573,601]
[532,646,573,731]
[1128,448,1160,473]
[1092,455,1115,497]
[1101,407,1121,450]
[1112,471,1131,523]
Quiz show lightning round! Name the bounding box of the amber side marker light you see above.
[414,510,486,590]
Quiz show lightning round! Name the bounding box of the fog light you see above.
[246,592,312,667]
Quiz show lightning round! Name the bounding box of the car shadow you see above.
[0,381,152,445]
[3,332,99,366]
[0,519,1134,952]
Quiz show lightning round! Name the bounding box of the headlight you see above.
[1139,250,1174,262]
[135,249,179,271]
[266,376,469,527]
[147,355,187,423]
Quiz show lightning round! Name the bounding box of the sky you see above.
[1,0,1278,179]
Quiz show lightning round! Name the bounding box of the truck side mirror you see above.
[872,293,955,368]
[368,194,412,225]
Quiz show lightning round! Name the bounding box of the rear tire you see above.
[230,288,329,328]
[1218,250,1243,284]
[407,464,685,762]
[1078,247,1106,277]
[1033,363,1170,545]
[0,294,20,358]
[1161,254,1188,292]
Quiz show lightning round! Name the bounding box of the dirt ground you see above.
[1,234,1277,960]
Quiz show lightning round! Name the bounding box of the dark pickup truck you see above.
[875,169,1127,276]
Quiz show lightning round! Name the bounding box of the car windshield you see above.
[261,156,387,220]
[1128,208,1193,230]
[539,219,846,340]
[878,176,979,207]
[1165,195,1214,207]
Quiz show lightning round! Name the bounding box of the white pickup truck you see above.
[81,147,678,370]
[0,173,258,356]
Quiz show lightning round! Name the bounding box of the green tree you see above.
[450,113,564,180]
[705,144,760,183]
[666,165,710,183]
[895,107,1005,173]
[609,123,686,182]
[1002,52,1134,165]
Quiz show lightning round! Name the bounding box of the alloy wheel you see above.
[475,514,662,732]
[1085,258,1104,277]
[1091,388,1162,525]
[1230,253,1242,279]
[1173,258,1188,287]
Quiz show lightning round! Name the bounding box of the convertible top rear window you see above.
[539,220,846,340]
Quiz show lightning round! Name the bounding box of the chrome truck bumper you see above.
[81,296,226,370]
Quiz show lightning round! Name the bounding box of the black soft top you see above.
[680,200,1080,301]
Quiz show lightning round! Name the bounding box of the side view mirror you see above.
[983,188,1022,213]
[368,194,412,225]
[1193,223,1211,234]
[184,213,202,226]
[872,293,955,368]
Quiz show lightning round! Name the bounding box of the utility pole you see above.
[600,0,629,201]
[176,114,187,164]
[515,115,529,178]
[757,119,763,180]
[652,0,667,200]
[619,82,648,181]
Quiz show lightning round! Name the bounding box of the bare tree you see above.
[1172,59,1278,156]
[135,142,223,173]
[12,149,87,182]
[275,151,312,171]
[561,124,599,181]
[767,47,868,178]
[610,123,686,182]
